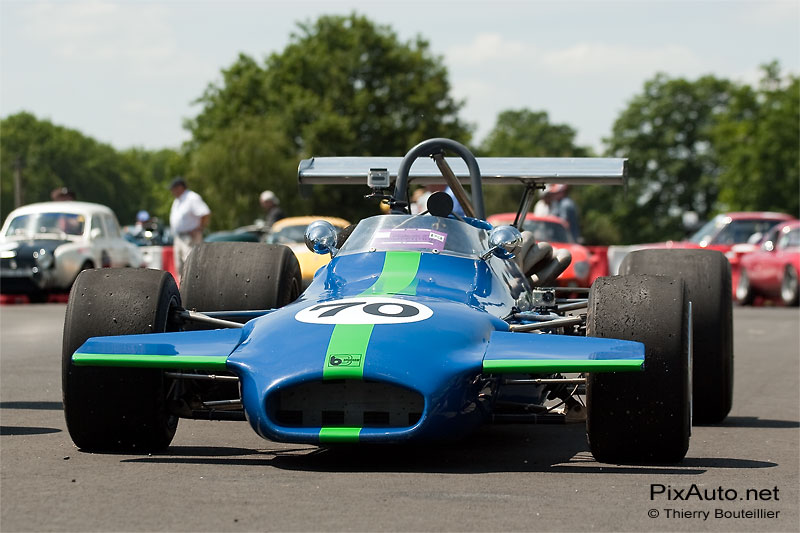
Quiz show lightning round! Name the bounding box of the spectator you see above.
[533,184,581,241]
[259,190,286,228]
[51,187,76,201]
[169,177,210,279]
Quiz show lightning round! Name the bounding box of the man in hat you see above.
[258,190,285,229]
[533,184,581,242]
[169,177,210,279]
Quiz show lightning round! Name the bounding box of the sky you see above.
[1,0,798,154]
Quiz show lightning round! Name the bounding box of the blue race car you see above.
[62,138,732,464]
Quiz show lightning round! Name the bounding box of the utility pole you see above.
[13,156,24,208]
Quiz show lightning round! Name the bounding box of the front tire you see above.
[619,249,733,424]
[62,268,181,451]
[586,274,691,464]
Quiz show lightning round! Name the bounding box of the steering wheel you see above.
[392,138,485,220]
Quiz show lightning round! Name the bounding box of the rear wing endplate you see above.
[298,157,627,186]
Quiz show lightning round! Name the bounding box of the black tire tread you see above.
[62,268,180,451]
[180,242,301,314]
[586,274,691,464]
[620,249,733,424]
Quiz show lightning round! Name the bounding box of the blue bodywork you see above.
[74,215,644,444]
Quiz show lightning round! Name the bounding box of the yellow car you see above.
[265,216,351,286]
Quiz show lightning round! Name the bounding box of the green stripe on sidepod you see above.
[73,353,229,370]
[322,251,421,381]
[319,427,362,443]
[483,359,644,373]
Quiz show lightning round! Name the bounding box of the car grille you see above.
[270,380,424,428]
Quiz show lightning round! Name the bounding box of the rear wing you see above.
[298,157,628,186]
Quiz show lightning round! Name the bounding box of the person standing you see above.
[533,184,581,242]
[169,177,210,279]
[258,190,286,229]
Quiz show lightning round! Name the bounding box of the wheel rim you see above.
[736,271,750,302]
[781,267,798,303]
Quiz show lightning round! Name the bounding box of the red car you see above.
[608,212,795,295]
[487,213,598,287]
[736,220,800,306]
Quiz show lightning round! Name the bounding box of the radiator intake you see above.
[270,380,424,428]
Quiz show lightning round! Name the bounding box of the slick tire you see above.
[619,249,733,424]
[586,274,691,464]
[62,268,181,452]
[180,242,301,318]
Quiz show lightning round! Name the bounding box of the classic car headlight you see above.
[573,260,590,280]
[33,248,54,270]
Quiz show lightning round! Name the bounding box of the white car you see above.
[0,201,143,300]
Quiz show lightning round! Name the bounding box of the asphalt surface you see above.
[1,303,798,532]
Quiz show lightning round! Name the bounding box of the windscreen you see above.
[4,212,86,238]
[338,215,488,258]
[521,220,572,243]
[266,225,307,244]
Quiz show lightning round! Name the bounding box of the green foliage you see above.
[120,148,188,223]
[597,73,738,244]
[186,13,471,223]
[596,64,799,244]
[0,112,180,225]
[713,63,799,216]
[478,109,590,223]
[187,116,305,229]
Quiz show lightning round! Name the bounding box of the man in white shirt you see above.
[168,177,210,279]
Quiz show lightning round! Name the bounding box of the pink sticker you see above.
[371,229,448,252]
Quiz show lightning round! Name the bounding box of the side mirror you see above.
[481,225,522,260]
[305,220,339,256]
[90,228,102,240]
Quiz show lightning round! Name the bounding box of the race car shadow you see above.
[121,424,774,474]
[714,416,800,429]
[0,425,62,436]
[0,401,63,411]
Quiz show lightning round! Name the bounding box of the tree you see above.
[120,147,188,223]
[713,62,799,216]
[1,113,159,224]
[188,116,305,230]
[185,14,472,223]
[600,74,738,244]
[478,109,590,219]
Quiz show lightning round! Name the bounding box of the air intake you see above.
[271,380,424,428]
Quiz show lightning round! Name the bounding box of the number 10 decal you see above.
[295,297,433,325]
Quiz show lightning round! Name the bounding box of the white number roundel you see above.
[295,297,433,325]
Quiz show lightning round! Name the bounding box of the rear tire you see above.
[619,249,733,424]
[178,242,301,403]
[180,242,301,315]
[586,274,691,464]
[62,268,180,451]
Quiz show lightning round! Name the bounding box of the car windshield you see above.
[266,224,308,244]
[689,215,788,246]
[338,215,488,258]
[688,215,726,245]
[521,219,572,243]
[4,212,86,238]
